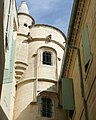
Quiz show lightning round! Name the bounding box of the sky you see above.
[16,0,73,36]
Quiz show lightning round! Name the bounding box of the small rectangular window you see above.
[43,52,52,65]
[41,98,52,117]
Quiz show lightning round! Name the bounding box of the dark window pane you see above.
[41,98,52,117]
[43,52,51,65]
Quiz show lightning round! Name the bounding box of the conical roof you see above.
[18,0,30,14]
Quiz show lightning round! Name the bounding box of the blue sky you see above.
[16,0,73,35]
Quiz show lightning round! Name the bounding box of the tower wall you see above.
[13,2,67,120]
[14,25,66,120]
[15,6,35,80]
[18,14,35,35]
[15,35,29,80]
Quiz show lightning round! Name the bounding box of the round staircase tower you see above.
[15,1,35,80]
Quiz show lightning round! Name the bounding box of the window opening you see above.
[43,52,52,65]
[24,23,28,27]
[41,97,52,117]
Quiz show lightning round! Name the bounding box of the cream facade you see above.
[60,0,96,120]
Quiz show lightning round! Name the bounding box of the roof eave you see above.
[67,0,79,41]
[59,0,79,81]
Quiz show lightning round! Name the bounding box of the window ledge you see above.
[30,101,37,105]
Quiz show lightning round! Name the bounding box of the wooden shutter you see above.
[82,25,91,66]
[62,78,75,110]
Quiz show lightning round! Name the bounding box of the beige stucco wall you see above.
[62,0,96,120]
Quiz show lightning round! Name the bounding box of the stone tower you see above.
[14,1,68,120]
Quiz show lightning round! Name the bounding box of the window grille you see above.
[43,52,52,65]
[41,97,52,117]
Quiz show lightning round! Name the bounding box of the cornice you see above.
[62,0,86,77]
[16,78,57,85]
[38,78,57,83]
[31,24,67,41]
[17,33,65,50]
[66,0,85,76]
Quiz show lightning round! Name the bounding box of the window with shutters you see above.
[41,97,52,117]
[62,78,75,119]
[82,25,91,72]
[62,78,75,110]
[42,51,52,65]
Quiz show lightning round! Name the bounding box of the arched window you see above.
[43,52,52,65]
[41,97,52,117]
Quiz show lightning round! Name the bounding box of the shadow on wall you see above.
[47,84,57,92]
[0,106,8,120]
[15,98,68,120]
[15,104,38,120]
[15,84,68,120]
[15,84,57,120]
